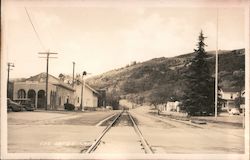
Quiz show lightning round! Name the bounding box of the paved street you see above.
[8,110,117,152]
[131,106,244,154]
[8,107,244,154]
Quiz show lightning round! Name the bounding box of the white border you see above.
[244,4,250,160]
[1,0,249,159]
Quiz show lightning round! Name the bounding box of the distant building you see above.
[13,73,99,110]
[158,101,180,112]
[219,87,240,110]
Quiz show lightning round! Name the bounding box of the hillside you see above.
[86,49,245,105]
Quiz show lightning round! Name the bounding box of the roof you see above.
[85,83,99,95]
[220,87,239,93]
[25,72,98,93]
[25,72,75,91]
[75,80,99,95]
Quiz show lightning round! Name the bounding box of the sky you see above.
[3,1,245,79]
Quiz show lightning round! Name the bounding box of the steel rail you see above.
[128,111,154,154]
[84,110,123,153]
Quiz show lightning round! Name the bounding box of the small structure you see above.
[158,101,180,112]
[219,87,240,111]
[13,73,98,110]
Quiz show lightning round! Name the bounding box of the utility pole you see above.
[80,71,87,111]
[7,63,15,99]
[39,52,58,110]
[72,62,75,87]
[215,8,219,118]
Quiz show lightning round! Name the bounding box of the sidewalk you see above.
[133,106,244,127]
[159,111,243,127]
[190,114,243,126]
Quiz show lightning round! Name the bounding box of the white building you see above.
[219,88,240,110]
[73,81,99,109]
[158,101,180,112]
[13,73,99,110]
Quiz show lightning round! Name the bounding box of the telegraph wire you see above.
[24,7,46,51]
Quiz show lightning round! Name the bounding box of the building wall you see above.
[220,91,241,110]
[13,81,56,108]
[158,101,180,112]
[13,76,98,110]
[55,86,74,110]
[221,91,238,100]
[83,87,98,107]
[74,84,98,108]
[74,84,81,107]
[13,81,74,110]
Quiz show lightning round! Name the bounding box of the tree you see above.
[75,74,81,85]
[148,90,165,115]
[182,31,215,116]
[232,69,245,107]
[58,73,65,81]
[106,90,120,110]
[147,85,175,115]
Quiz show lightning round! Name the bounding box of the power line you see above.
[25,7,46,51]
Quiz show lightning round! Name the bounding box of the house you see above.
[13,73,99,110]
[158,101,180,112]
[219,87,240,110]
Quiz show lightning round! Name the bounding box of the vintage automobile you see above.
[228,108,240,115]
[7,98,23,112]
[14,99,35,111]
[106,106,113,110]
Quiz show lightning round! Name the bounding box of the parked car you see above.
[229,108,240,115]
[64,103,75,111]
[106,106,113,110]
[14,99,35,111]
[7,98,23,112]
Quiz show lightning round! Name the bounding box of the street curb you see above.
[95,113,117,127]
[190,118,242,127]
[133,111,204,128]
[191,120,207,125]
[158,112,243,127]
[164,116,204,128]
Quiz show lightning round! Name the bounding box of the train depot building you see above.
[13,72,99,110]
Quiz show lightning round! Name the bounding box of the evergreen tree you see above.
[182,31,215,116]
[232,69,245,108]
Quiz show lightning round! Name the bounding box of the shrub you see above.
[64,103,75,111]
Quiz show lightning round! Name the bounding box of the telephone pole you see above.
[80,71,87,111]
[215,8,219,118]
[7,63,15,99]
[72,62,75,87]
[39,52,58,110]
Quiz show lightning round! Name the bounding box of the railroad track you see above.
[82,110,154,154]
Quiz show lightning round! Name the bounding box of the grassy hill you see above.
[86,49,245,105]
